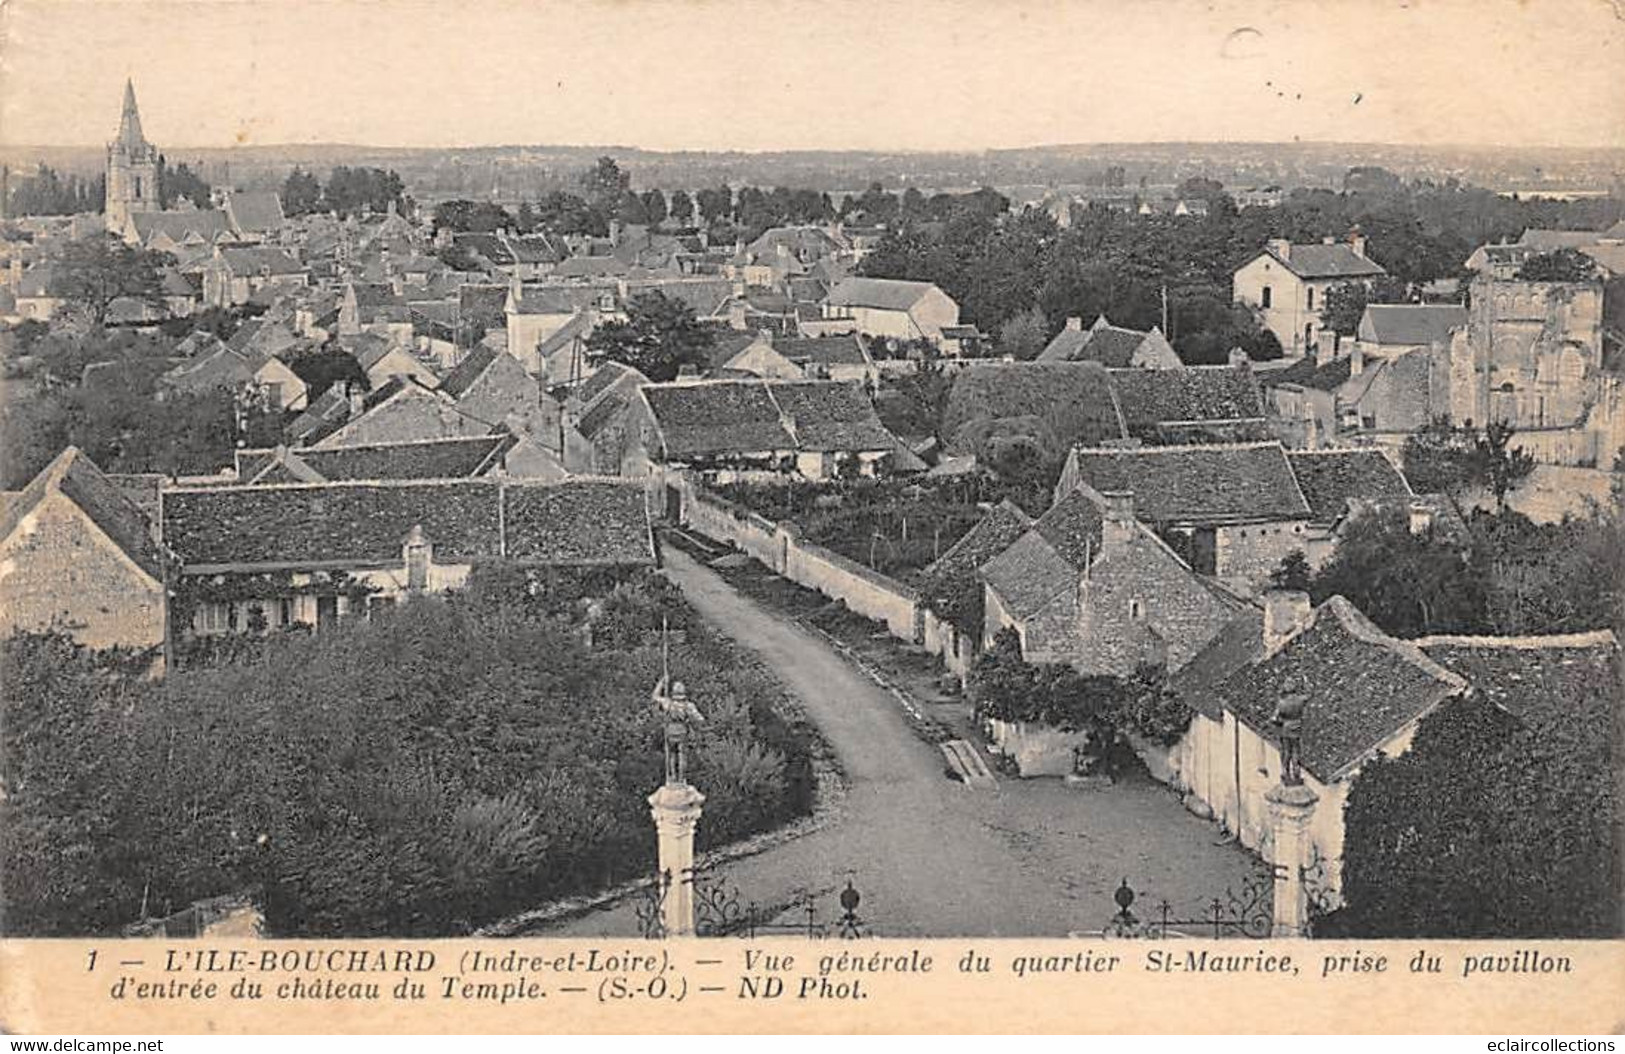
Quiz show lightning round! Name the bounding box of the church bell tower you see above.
[106,79,160,238]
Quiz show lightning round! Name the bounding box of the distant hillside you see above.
[4,140,1621,203]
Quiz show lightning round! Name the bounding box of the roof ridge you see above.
[1322,595,1468,691]
[1069,440,1283,454]
[1415,630,1619,650]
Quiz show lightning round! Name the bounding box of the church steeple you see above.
[116,79,148,152]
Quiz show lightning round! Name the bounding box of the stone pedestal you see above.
[648,781,705,937]
[1265,781,1318,938]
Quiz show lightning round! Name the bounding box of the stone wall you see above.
[782,531,920,641]
[0,491,166,651]
[1214,520,1310,587]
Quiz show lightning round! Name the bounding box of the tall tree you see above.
[667,189,695,227]
[51,237,169,325]
[584,291,715,382]
[280,167,323,217]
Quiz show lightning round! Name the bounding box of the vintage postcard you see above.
[0,0,1621,1036]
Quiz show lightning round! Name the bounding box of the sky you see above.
[1,0,1622,152]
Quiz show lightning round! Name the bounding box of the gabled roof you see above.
[0,447,164,582]
[286,385,354,445]
[576,360,649,406]
[160,343,259,393]
[1285,449,1412,526]
[622,277,733,318]
[1216,596,1467,782]
[1109,365,1265,432]
[1262,353,1352,393]
[1170,609,1265,718]
[510,282,616,315]
[437,346,500,399]
[825,276,942,312]
[236,435,515,483]
[129,210,231,245]
[942,361,1125,453]
[161,478,652,571]
[1262,242,1387,280]
[1517,229,1605,251]
[552,255,631,278]
[1066,442,1311,524]
[223,190,286,235]
[453,232,516,266]
[1031,487,1105,569]
[978,530,1078,619]
[217,245,305,277]
[776,335,870,367]
[1357,304,1466,346]
[639,379,897,458]
[920,498,1034,590]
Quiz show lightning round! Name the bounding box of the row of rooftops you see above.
[0,447,656,583]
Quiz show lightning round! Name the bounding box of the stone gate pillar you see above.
[1266,781,1318,938]
[648,782,705,937]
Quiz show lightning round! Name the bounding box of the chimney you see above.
[1321,236,1336,246]
[608,219,622,247]
[1267,238,1291,262]
[1099,490,1137,551]
[348,389,366,418]
[1408,500,1435,535]
[1262,590,1312,652]
[1349,231,1368,259]
[1350,343,1365,376]
[1228,346,1250,367]
[728,299,748,330]
[1314,329,1338,367]
[1065,316,1083,331]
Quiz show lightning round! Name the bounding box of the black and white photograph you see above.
[0,0,1620,1013]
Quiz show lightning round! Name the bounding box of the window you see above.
[1128,599,1146,621]
[1260,286,1272,309]
[134,176,143,198]
[193,602,230,635]
[406,542,430,590]
[1306,287,1315,310]
[278,597,295,626]
[1304,324,1313,349]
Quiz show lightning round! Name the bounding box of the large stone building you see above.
[1233,234,1387,357]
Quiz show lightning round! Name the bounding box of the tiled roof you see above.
[1,448,164,581]
[921,498,1034,591]
[1265,243,1387,279]
[942,362,1125,453]
[511,282,616,315]
[286,386,353,445]
[238,435,514,483]
[1417,632,1619,731]
[130,210,231,244]
[1217,596,1466,782]
[454,233,515,266]
[161,478,653,571]
[503,480,655,565]
[623,278,733,318]
[768,381,897,452]
[1170,610,1265,718]
[1517,229,1604,251]
[218,246,304,277]
[1286,449,1412,525]
[978,530,1076,619]
[1262,354,1352,392]
[776,335,869,366]
[640,379,897,458]
[576,389,632,441]
[641,381,792,456]
[553,255,631,278]
[1358,304,1466,346]
[825,276,940,311]
[223,190,286,234]
[438,347,498,399]
[1066,442,1311,524]
[1031,487,1105,569]
[1110,365,1265,432]
[160,344,258,393]
[577,361,648,406]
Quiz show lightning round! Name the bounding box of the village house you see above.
[161,476,654,638]
[219,190,287,243]
[201,245,310,308]
[1233,234,1387,357]
[233,433,533,485]
[157,339,309,413]
[623,378,902,482]
[1355,303,1466,361]
[1283,448,1414,566]
[814,276,960,347]
[979,486,1252,674]
[340,331,441,389]
[1055,441,1313,587]
[1038,315,1183,368]
[504,281,617,378]
[0,447,169,655]
[1170,592,1469,902]
[338,281,413,343]
[560,361,651,475]
[729,227,845,288]
[1109,364,1272,444]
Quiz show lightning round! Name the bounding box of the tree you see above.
[667,189,694,227]
[1473,419,1535,510]
[1516,248,1599,283]
[695,185,733,226]
[156,157,211,210]
[1269,550,1313,592]
[432,199,514,234]
[281,167,323,216]
[997,305,1049,361]
[639,189,668,226]
[578,157,630,217]
[584,291,715,382]
[285,345,369,402]
[51,236,169,325]
[1308,504,1482,637]
[1401,416,1480,498]
[320,167,404,218]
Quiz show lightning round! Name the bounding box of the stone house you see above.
[504,281,617,376]
[341,332,441,389]
[1038,315,1183,369]
[1110,364,1272,444]
[1259,336,1353,449]
[563,362,651,475]
[233,433,525,485]
[1233,234,1387,357]
[1355,303,1465,362]
[1283,449,1414,567]
[1055,442,1313,587]
[816,277,960,346]
[1172,592,1467,901]
[157,341,309,413]
[161,477,655,639]
[0,448,169,654]
[200,246,309,308]
[980,487,1251,672]
[436,346,557,439]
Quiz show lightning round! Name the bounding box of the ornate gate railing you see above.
[636,866,868,939]
[1100,874,1274,939]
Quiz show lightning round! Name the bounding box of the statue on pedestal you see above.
[651,674,704,785]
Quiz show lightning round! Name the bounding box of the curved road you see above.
[546,547,1263,938]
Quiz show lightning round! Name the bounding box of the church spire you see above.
[117,79,148,151]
